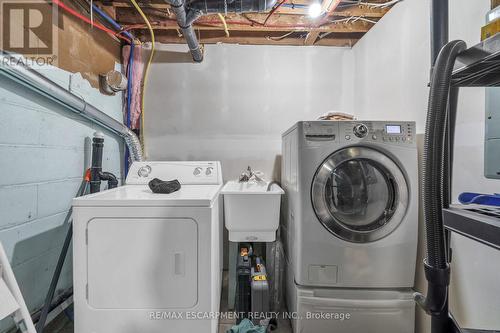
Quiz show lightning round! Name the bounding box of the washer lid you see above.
[73,184,222,207]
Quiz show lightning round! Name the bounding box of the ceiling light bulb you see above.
[308,3,323,18]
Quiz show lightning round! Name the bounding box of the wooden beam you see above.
[99,1,388,17]
[116,11,374,32]
[100,0,391,6]
[101,0,388,47]
[330,6,388,18]
[493,0,500,9]
[304,31,320,45]
[132,21,371,32]
[322,0,341,14]
[101,5,117,20]
[316,36,356,46]
[152,33,357,46]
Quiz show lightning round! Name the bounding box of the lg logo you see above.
[1,1,57,57]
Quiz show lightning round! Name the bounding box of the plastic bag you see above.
[267,229,286,312]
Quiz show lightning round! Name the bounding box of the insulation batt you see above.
[122,44,144,130]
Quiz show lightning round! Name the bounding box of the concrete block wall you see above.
[0,64,123,332]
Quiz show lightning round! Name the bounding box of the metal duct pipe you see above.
[428,3,453,332]
[188,0,277,14]
[0,53,144,161]
[430,0,449,67]
[168,0,204,62]
[164,0,277,62]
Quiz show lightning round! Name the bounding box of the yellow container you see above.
[482,19,500,40]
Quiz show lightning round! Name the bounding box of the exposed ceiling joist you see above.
[97,0,397,47]
[149,29,357,46]
[117,11,374,32]
[97,1,389,17]
[304,31,321,45]
[322,0,341,13]
[154,34,357,46]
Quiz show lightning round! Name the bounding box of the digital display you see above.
[386,125,402,134]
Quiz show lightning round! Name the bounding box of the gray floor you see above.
[219,272,292,333]
[45,272,291,333]
[44,312,72,333]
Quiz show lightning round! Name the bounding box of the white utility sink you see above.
[221,181,284,242]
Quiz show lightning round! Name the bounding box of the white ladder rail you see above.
[0,242,36,333]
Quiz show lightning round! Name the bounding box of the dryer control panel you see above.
[126,161,222,185]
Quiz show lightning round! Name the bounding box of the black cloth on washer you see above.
[148,178,181,194]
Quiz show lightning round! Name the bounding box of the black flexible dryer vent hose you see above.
[415,40,466,319]
[423,40,465,269]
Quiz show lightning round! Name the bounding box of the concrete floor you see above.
[46,313,291,333]
[218,272,292,333]
[44,312,72,333]
[45,272,292,333]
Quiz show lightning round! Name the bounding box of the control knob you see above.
[193,167,203,176]
[138,165,152,178]
[353,124,369,138]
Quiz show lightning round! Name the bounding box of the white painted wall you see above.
[349,0,497,199]
[448,3,500,330]
[145,1,500,331]
[349,0,500,332]
[350,0,430,132]
[0,64,122,332]
[331,2,431,329]
[145,44,353,181]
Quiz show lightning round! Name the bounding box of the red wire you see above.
[62,0,344,42]
[51,0,131,44]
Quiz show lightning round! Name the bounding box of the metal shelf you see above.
[452,34,500,87]
[443,204,500,251]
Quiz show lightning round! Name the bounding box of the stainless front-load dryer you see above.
[281,121,418,288]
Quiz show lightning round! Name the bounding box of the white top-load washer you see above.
[73,161,223,333]
[282,121,418,288]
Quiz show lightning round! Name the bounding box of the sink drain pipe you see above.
[90,132,119,193]
[414,40,466,333]
[164,0,277,62]
[37,133,118,332]
[0,52,144,162]
[167,0,204,62]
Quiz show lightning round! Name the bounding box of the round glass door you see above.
[311,147,409,243]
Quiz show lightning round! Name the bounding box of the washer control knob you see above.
[206,167,214,175]
[138,165,152,178]
[353,124,368,138]
[193,167,203,176]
